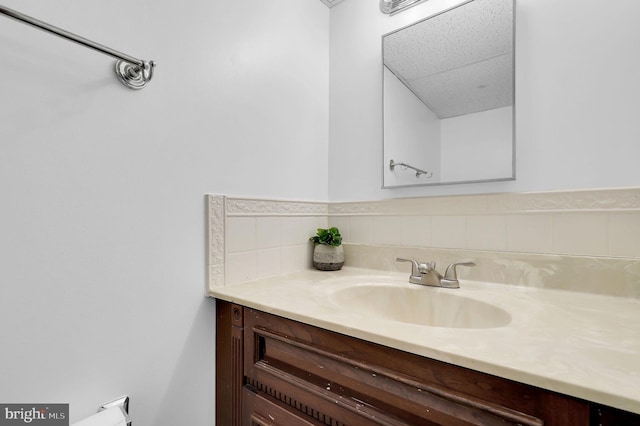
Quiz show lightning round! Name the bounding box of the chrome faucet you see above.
[396,258,475,288]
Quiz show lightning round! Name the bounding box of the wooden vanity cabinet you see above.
[216,300,639,426]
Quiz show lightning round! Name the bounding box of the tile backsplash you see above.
[207,188,640,296]
[207,196,328,288]
[328,188,640,258]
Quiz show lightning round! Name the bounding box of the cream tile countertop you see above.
[209,267,640,415]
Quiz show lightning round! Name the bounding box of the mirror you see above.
[382,0,514,188]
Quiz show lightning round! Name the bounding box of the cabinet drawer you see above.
[242,386,325,426]
[244,309,565,426]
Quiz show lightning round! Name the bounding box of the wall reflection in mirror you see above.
[382,0,514,188]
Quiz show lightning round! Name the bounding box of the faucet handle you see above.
[443,260,476,282]
[396,257,419,277]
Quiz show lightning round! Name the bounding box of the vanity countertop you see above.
[209,267,640,415]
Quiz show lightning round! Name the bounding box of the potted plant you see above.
[309,227,344,271]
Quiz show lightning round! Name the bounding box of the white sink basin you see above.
[330,284,511,329]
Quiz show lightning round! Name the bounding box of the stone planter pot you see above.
[312,244,344,271]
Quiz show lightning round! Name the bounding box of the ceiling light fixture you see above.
[380,0,429,15]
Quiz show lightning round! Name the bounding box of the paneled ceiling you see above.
[383,0,513,118]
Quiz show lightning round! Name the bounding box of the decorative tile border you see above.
[329,187,640,216]
[207,195,225,290]
[226,197,328,216]
[485,187,640,214]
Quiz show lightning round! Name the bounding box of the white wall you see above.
[383,66,441,186]
[329,0,640,201]
[440,106,513,182]
[0,0,328,424]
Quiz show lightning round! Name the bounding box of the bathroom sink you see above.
[330,284,511,329]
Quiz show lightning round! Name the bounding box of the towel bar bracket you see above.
[115,60,155,90]
[0,4,155,90]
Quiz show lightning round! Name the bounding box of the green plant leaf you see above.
[309,227,342,246]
